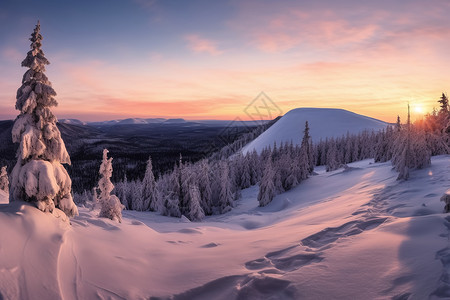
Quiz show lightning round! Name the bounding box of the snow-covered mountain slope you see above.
[59,119,87,126]
[0,156,449,299]
[243,108,387,154]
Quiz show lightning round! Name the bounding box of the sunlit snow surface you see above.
[0,156,449,299]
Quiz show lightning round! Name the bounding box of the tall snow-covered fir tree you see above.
[0,166,9,193]
[97,149,124,222]
[142,157,157,211]
[9,21,78,217]
[301,121,314,173]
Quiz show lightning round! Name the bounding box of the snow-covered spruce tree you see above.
[142,156,157,211]
[438,93,449,114]
[189,185,205,221]
[116,174,129,210]
[392,105,431,180]
[238,153,251,189]
[258,158,276,207]
[198,160,213,215]
[10,22,78,217]
[218,161,234,213]
[326,139,339,172]
[0,166,9,193]
[395,115,401,132]
[301,121,314,173]
[97,149,124,222]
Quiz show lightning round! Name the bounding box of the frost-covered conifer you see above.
[438,93,449,114]
[218,161,234,213]
[129,180,143,210]
[159,172,181,217]
[116,174,129,210]
[301,121,314,173]
[258,159,276,207]
[198,160,213,215]
[392,105,431,180]
[9,22,78,217]
[142,157,157,211]
[239,154,251,189]
[249,149,261,185]
[189,185,205,221]
[326,140,339,172]
[97,149,124,222]
[284,160,299,190]
[0,166,9,193]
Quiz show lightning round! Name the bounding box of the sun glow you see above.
[413,105,425,115]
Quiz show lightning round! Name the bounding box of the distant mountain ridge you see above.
[243,107,388,154]
[60,118,268,127]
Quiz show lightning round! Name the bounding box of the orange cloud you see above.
[185,34,223,56]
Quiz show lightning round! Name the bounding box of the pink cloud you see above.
[2,47,23,62]
[185,34,223,56]
[243,9,380,53]
[229,0,450,60]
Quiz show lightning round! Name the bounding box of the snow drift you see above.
[0,156,449,299]
[243,108,387,154]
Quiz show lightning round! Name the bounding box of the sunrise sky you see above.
[0,0,449,122]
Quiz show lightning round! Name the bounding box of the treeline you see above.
[75,94,450,221]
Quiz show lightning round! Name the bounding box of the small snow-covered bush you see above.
[99,195,124,223]
[440,194,450,213]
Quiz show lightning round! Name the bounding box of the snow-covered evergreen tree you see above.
[218,161,234,213]
[284,160,299,190]
[97,149,124,222]
[116,174,129,210]
[395,115,401,132]
[9,22,78,217]
[240,155,251,189]
[0,166,9,193]
[301,121,314,173]
[159,172,181,217]
[326,140,339,172]
[198,160,213,215]
[258,159,276,207]
[188,185,205,221]
[438,93,449,114]
[392,105,431,180]
[142,157,157,211]
[129,180,143,210]
[249,149,261,185]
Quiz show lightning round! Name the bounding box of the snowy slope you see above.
[59,119,87,126]
[0,156,449,299]
[243,108,387,154]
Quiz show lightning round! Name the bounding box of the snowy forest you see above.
[83,98,448,221]
[3,22,450,223]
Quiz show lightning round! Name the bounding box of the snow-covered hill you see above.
[59,119,87,126]
[0,156,449,299]
[243,108,387,154]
